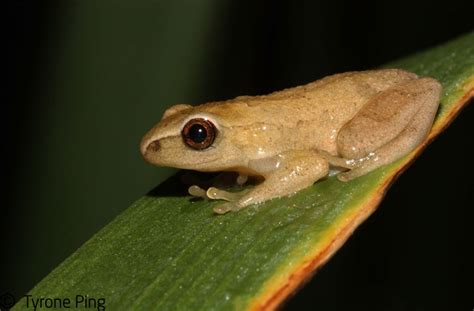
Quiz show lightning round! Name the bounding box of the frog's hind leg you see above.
[336,77,441,181]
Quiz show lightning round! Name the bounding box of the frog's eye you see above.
[181,118,217,150]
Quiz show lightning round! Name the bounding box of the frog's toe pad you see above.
[188,185,208,198]
[207,187,244,202]
[236,174,248,185]
[213,202,239,214]
[337,169,362,182]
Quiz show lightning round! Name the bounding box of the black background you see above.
[3,1,473,310]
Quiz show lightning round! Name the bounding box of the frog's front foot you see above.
[188,184,251,214]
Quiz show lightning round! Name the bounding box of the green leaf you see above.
[13,32,474,311]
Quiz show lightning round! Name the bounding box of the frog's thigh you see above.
[337,77,441,159]
[337,78,441,181]
[214,151,329,214]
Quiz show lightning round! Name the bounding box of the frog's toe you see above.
[337,168,364,182]
[207,187,247,202]
[337,172,351,182]
[188,185,208,198]
[213,202,243,214]
[213,203,233,214]
[236,174,248,185]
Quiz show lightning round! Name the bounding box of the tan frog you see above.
[140,69,441,214]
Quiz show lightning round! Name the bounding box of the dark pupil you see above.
[188,124,207,143]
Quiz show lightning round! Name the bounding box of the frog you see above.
[140,69,441,214]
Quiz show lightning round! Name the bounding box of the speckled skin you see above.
[141,69,441,214]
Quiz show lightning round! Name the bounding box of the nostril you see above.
[146,140,161,153]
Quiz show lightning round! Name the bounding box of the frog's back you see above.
[200,69,418,154]
[262,69,417,101]
[203,69,414,122]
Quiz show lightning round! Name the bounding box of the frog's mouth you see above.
[141,136,231,171]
